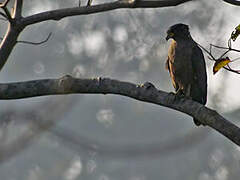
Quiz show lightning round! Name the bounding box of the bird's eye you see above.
[168,32,174,37]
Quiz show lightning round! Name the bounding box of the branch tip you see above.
[16,32,52,45]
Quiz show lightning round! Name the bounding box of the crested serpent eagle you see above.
[165,24,207,126]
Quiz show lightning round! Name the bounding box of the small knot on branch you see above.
[58,75,74,93]
[137,81,156,90]
[119,0,138,6]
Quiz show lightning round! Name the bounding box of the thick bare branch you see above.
[12,0,23,19]
[0,0,10,8]
[1,7,11,22]
[21,0,194,26]
[222,0,240,6]
[0,75,239,146]
[0,24,24,70]
[0,12,8,19]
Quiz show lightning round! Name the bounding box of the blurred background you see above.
[0,0,240,179]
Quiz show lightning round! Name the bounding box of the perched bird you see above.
[165,23,207,126]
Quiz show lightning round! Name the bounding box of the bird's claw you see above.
[165,92,176,104]
[174,90,184,100]
[166,91,186,103]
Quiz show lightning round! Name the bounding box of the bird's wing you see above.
[166,55,178,91]
[165,56,170,71]
[191,43,207,104]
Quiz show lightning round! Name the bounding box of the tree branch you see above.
[12,0,23,19]
[222,0,240,6]
[0,24,24,71]
[0,75,240,146]
[21,0,194,26]
[0,0,12,22]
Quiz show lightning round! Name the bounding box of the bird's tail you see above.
[193,118,202,126]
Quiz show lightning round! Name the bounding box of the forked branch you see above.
[0,0,12,22]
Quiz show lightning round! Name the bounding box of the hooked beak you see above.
[166,32,174,41]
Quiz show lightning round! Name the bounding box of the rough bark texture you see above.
[0,75,240,146]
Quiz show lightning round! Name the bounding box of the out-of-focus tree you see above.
[0,0,240,179]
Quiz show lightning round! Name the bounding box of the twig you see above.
[197,40,240,74]
[0,12,8,19]
[219,49,231,59]
[0,0,12,22]
[210,44,229,50]
[197,42,216,60]
[0,32,52,45]
[210,43,240,53]
[0,0,10,8]
[17,32,52,45]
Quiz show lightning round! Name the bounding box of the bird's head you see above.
[166,23,190,41]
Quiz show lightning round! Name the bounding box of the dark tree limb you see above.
[0,24,24,70]
[12,0,23,19]
[0,0,10,8]
[0,0,25,71]
[0,75,240,146]
[222,0,240,6]
[21,0,194,26]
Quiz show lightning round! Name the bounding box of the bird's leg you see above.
[175,88,184,99]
